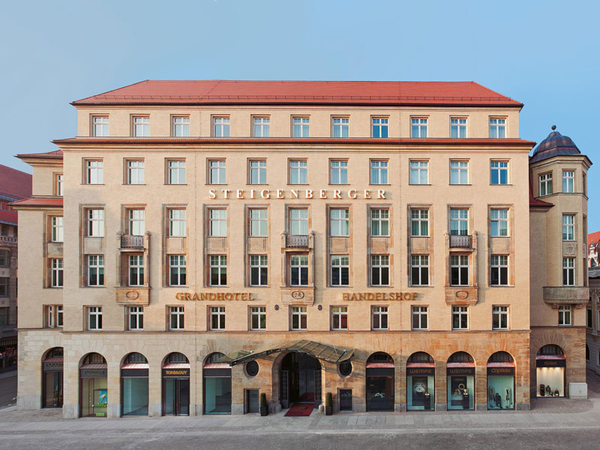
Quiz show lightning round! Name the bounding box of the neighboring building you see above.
[12,80,591,418]
[589,231,600,268]
[586,234,600,375]
[0,164,32,369]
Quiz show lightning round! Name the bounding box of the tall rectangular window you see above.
[92,116,109,137]
[450,118,467,138]
[371,209,389,237]
[562,215,574,241]
[249,209,268,237]
[210,306,226,330]
[169,306,185,330]
[489,118,506,138]
[250,255,268,286]
[410,161,429,185]
[450,161,469,185]
[87,209,105,237]
[490,161,509,185]
[209,209,227,237]
[558,305,572,326]
[51,259,63,287]
[132,116,150,137]
[128,209,145,236]
[411,255,429,286]
[539,173,553,196]
[452,306,468,330]
[372,117,389,138]
[85,160,104,184]
[169,255,187,286]
[167,160,186,184]
[88,255,104,286]
[253,117,270,137]
[51,216,64,242]
[332,117,349,137]
[330,208,349,237]
[370,160,388,184]
[293,117,310,137]
[331,255,350,286]
[290,255,309,286]
[492,306,509,330]
[126,160,145,185]
[209,160,226,184]
[563,257,575,286]
[128,306,144,330]
[450,209,469,236]
[411,306,428,330]
[169,209,186,237]
[372,306,388,330]
[87,306,102,330]
[0,278,8,297]
[490,209,508,237]
[563,170,575,193]
[249,160,267,185]
[291,306,307,331]
[172,116,190,137]
[128,255,144,286]
[411,118,428,138]
[213,117,230,137]
[289,160,307,184]
[411,209,429,236]
[371,255,390,286]
[330,160,348,184]
[331,306,348,330]
[250,306,266,330]
[289,209,308,235]
[491,255,509,286]
[210,255,227,286]
[450,255,469,286]
[55,174,64,196]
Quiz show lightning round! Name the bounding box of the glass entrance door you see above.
[164,378,190,416]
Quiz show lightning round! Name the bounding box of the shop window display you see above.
[487,352,515,410]
[446,352,475,410]
[204,353,232,414]
[366,352,394,411]
[536,345,565,398]
[406,352,435,411]
[42,347,64,408]
[80,353,108,417]
[121,353,149,416]
[162,352,190,416]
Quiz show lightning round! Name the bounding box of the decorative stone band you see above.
[176,292,254,301]
[342,292,418,301]
[209,188,386,200]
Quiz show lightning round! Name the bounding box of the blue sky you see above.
[1,0,598,229]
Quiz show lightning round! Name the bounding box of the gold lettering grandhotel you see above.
[13,80,592,417]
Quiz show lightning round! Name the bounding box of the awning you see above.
[227,340,355,366]
[43,357,63,363]
[446,362,475,368]
[163,363,190,369]
[406,362,435,368]
[487,362,515,368]
[366,362,395,369]
[204,363,231,369]
[80,363,107,370]
[121,363,149,369]
[536,355,566,360]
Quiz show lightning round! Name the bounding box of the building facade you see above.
[13,81,590,418]
[586,233,600,375]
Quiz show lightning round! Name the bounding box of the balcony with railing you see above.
[0,235,17,245]
[449,234,473,249]
[120,234,144,249]
[281,231,315,250]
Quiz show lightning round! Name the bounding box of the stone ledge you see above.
[115,287,150,306]
[444,286,479,305]
[543,286,589,307]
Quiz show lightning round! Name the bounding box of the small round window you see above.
[245,360,259,377]
[339,361,352,377]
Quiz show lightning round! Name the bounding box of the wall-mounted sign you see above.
[342,292,418,301]
[209,188,386,200]
[407,367,435,376]
[80,369,107,378]
[447,367,475,376]
[487,367,515,376]
[176,292,254,301]
[536,359,566,368]
[162,368,190,378]
[43,361,63,372]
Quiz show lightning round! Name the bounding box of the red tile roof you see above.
[589,231,600,246]
[16,150,63,160]
[11,198,63,208]
[529,182,553,208]
[72,80,523,107]
[0,210,17,226]
[0,165,32,199]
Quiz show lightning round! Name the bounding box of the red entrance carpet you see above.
[285,403,314,417]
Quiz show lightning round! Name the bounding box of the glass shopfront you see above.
[366,352,394,412]
[406,352,435,411]
[162,352,190,416]
[80,353,108,418]
[42,347,63,408]
[121,353,149,416]
[447,352,475,411]
[487,352,515,410]
[536,345,566,398]
[204,353,232,414]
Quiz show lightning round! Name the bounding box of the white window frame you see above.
[209,160,226,184]
[372,117,389,138]
[87,255,105,287]
[169,209,187,237]
[253,117,270,137]
[250,306,266,330]
[132,116,150,137]
[172,116,190,137]
[330,208,349,237]
[290,306,307,331]
[450,160,469,185]
[371,306,388,330]
[249,160,267,185]
[209,209,227,237]
[450,255,469,286]
[85,160,103,184]
[331,255,350,287]
[167,160,186,185]
[126,160,145,185]
[558,305,572,326]
[489,118,506,138]
[450,208,469,236]
[55,174,64,196]
[289,208,308,235]
[411,117,428,138]
[213,116,230,137]
[371,255,390,287]
[92,116,109,137]
[490,161,509,185]
[411,255,429,286]
[209,255,227,286]
[249,209,268,237]
[51,258,63,288]
[410,160,429,185]
[562,214,575,241]
[563,257,575,286]
[128,254,144,286]
[371,209,389,237]
[128,209,145,236]
[331,306,348,331]
[490,255,509,286]
[293,117,310,137]
[490,209,509,237]
[452,306,469,330]
[332,117,349,137]
[290,255,309,287]
[450,118,467,138]
[51,216,64,242]
[370,160,389,185]
[87,209,105,237]
[210,306,226,330]
[562,170,575,193]
[410,209,429,237]
[539,172,553,196]
[169,255,187,287]
[249,255,268,287]
[492,305,509,330]
[128,306,144,330]
[87,306,102,330]
[330,160,348,185]
[169,306,185,330]
[411,306,429,330]
[289,160,308,184]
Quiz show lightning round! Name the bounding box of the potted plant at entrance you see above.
[260,393,268,416]
[325,392,333,416]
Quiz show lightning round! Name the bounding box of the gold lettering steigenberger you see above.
[176,292,254,301]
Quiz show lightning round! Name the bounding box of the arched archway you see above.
[79,352,107,417]
[487,351,515,410]
[203,352,232,414]
[278,351,322,411]
[121,352,149,416]
[42,347,63,408]
[447,352,475,410]
[366,352,394,412]
[536,345,565,397]
[162,352,190,416]
[406,352,434,411]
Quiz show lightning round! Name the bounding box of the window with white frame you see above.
[491,161,509,185]
[562,215,574,241]
[87,306,102,330]
[0,251,8,267]
[330,208,349,237]
[172,116,190,137]
[253,117,270,137]
[562,170,575,193]
[249,209,268,237]
[290,255,309,286]
[45,305,63,328]
[490,209,508,237]
[331,306,348,330]
[57,305,63,327]
[51,259,63,287]
[169,255,187,286]
[169,209,186,237]
[213,117,230,137]
[51,216,64,242]
[167,160,186,184]
[371,209,389,236]
[371,255,390,286]
[450,208,469,236]
[539,172,553,196]
[330,160,348,184]
[128,306,144,330]
[411,118,428,138]
[450,118,467,138]
[452,306,468,330]
[331,255,349,286]
[85,160,104,184]
[250,306,266,330]
[410,161,429,184]
[55,174,64,196]
[489,118,506,138]
[332,117,349,137]
[249,160,267,184]
[210,255,227,286]
[491,255,509,286]
[372,117,389,138]
[412,306,428,330]
[132,116,150,137]
[450,161,469,185]
[291,306,307,330]
[209,209,227,237]
[370,160,388,184]
[209,160,226,184]
[563,257,575,286]
[87,209,105,237]
[126,160,145,184]
[289,160,307,184]
[289,209,308,235]
[128,255,144,286]
[411,255,429,286]
[450,255,469,286]
[492,305,509,329]
[250,255,268,286]
[88,255,104,286]
[372,306,388,330]
[92,116,109,137]
[128,209,145,236]
[410,209,429,236]
[210,306,226,330]
[293,117,310,137]
[558,305,572,326]
[169,306,185,330]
